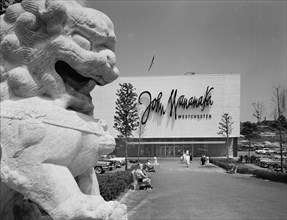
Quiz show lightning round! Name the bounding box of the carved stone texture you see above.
[0,0,126,219]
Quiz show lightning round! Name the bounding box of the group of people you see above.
[201,154,211,166]
[145,159,156,172]
[181,152,211,167]
[181,150,193,167]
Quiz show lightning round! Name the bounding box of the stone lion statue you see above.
[0,0,126,219]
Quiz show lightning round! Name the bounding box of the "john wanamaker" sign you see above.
[138,86,214,125]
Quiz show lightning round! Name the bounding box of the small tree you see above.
[240,121,260,156]
[114,83,139,170]
[218,113,234,161]
[271,85,285,172]
[135,109,146,161]
[252,102,265,123]
[270,107,278,121]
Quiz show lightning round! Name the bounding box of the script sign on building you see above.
[92,74,240,138]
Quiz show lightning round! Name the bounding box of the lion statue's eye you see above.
[72,34,91,51]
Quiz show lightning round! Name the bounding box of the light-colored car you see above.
[255,149,266,154]
[101,154,125,166]
[255,148,272,154]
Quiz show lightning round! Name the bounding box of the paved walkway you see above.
[120,159,287,220]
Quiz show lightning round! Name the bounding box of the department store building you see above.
[92,74,240,157]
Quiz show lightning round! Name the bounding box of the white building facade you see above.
[92,74,240,157]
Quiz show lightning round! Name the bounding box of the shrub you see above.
[244,155,251,163]
[236,165,255,174]
[210,158,236,167]
[253,169,287,183]
[97,171,133,201]
[210,158,287,183]
[250,155,258,163]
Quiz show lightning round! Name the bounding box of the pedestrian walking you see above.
[201,154,206,166]
[186,150,190,167]
[205,156,210,165]
[189,152,193,162]
[183,152,187,164]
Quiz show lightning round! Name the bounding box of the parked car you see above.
[94,160,114,174]
[99,156,121,168]
[110,154,126,165]
[255,148,273,154]
[265,149,275,155]
[273,149,281,154]
[255,149,266,154]
[101,154,125,167]
[274,149,287,155]
[257,158,278,168]
[272,155,287,161]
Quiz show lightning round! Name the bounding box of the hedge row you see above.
[97,171,133,201]
[210,158,287,183]
[252,169,287,183]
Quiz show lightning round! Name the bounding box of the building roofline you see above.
[117,73,241,79]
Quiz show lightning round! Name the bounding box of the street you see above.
[120,158,287,220]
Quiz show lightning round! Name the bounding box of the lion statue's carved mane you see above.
[0,0,126,219]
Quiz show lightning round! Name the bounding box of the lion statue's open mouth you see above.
[55,60,97,92]
[0,0,119,116]
[54,60,98,113]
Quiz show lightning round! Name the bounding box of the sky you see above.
[79,0,286,122]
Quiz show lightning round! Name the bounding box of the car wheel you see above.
[95,166,103,174]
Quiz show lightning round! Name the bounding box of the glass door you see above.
[175,146,182,157]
